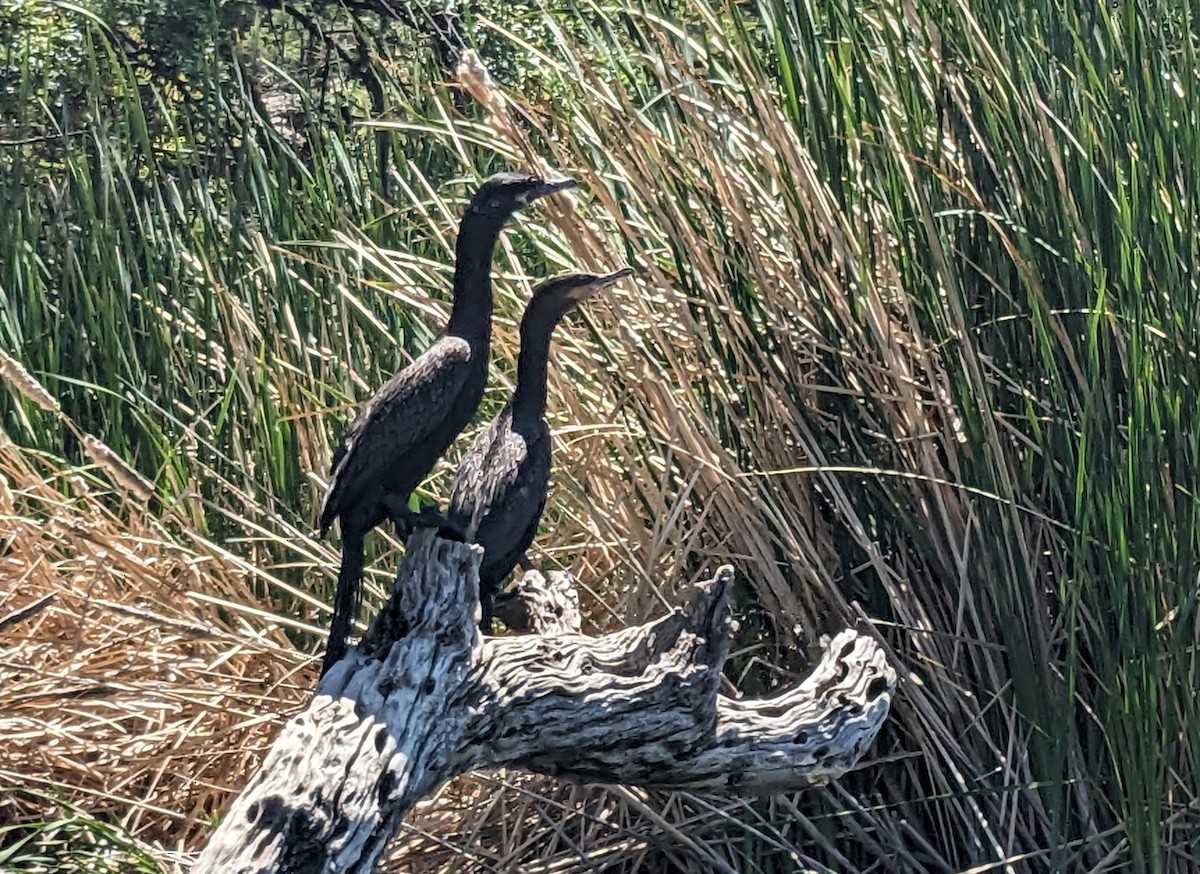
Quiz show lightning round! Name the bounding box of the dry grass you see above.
[3,0,1198,870]
[0,433,315,856]
[397,34,1035,872]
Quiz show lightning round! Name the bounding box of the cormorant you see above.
[319,172,577,674]
[446,267,634,631]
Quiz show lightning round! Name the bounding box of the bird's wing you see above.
[321,336,474,530]
[473,425,550,600]
[448,409,542,535]
[328,388,382,475]
[452,416,552,550]
[483,493,546,581]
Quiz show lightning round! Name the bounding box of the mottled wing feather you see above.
[448,407,524,534]
[320,336,474,532]
[448,408,551,586]
[328,392,380,475]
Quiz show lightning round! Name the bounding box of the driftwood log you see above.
[193,530,896,873]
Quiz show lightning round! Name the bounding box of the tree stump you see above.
[193,530,896,873]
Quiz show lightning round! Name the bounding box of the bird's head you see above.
[466,172,578,219]
[531,267,636,308]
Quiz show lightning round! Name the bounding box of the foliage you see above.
[1,0,1198,871]
[0,794,165,873]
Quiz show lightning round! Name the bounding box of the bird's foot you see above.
[478,595,496,635]
[489,588,532,634]
[382,494,423,540]
[382,496,469,544]
[412,506,469,543]
[381,493,412,530]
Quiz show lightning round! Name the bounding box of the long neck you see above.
[446,212,506,342]
[512,300,568,420]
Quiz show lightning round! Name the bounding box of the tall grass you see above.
[2,0,1197,871]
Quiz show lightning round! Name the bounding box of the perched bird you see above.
[447,267,634,631]
[319,172,577,674]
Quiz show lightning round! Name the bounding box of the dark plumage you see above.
[319,171,577,674]
[447,267,634,631]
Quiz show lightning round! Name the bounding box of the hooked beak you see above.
[597,266,636,285]
[573,266,636,300]
[526,176,579,203]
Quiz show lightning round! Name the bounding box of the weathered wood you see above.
[491,567,582,635]
[193,531,896,873]
[458,568,733,781]
[194,534,481,874]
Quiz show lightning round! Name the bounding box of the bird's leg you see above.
[381,493,469,543]
[380,492,417,539]
[491,587,531,634]
[479,594,496,635]
[516,553,536,573]
[411,506,469,543]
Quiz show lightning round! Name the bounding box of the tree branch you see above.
[193,532,896,873]
[492,567,582,635]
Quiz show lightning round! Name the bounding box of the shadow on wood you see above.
[192,529,897,873]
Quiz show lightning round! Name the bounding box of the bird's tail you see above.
[322,528,365,676]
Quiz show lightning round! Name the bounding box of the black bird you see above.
[319,172,577,674]
[447,267,634,631]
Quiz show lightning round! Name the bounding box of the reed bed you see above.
[1,0,1197,870]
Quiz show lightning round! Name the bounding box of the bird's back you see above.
[321,335,484,534]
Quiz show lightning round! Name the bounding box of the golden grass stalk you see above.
[80,433,157,503]
[0,348,61,414]
[456,50,519,144]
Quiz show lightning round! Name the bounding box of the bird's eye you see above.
[489,197,504,209]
